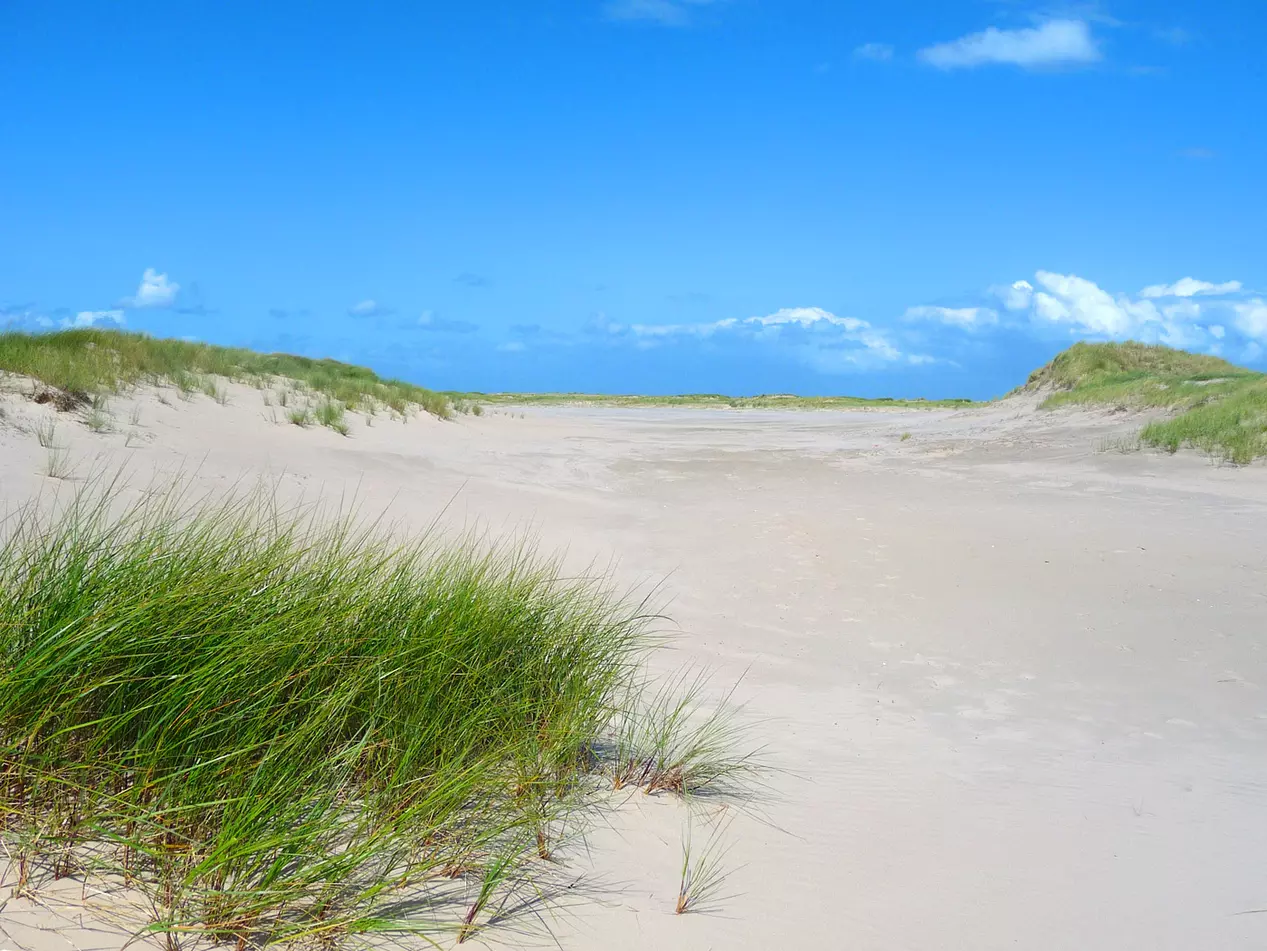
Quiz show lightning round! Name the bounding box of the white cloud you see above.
[603,0,717,26]
[625,305,912,370]
[1233,300,1267,341]
[854,42,894,61]
[747,306,867,331]
[978,270,1246,353]
[65,310,125,328]
[121,268,179,309]
[349,299,392,318]
[904,305,999,329]
[1139,277,1243,298]
[1002,280,1034,311]
[918,19,1100,70]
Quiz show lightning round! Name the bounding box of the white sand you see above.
[3,382,1267,950]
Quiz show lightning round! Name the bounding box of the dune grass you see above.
[0,478,749,946]
[0,328,452,420]
[1025,341,1267,463]
[675,814,735,915]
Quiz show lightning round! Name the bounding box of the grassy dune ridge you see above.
[1024,341,1267,462]
[0,328,453,420]
[2,328,1263,460]
[0,479,749,945]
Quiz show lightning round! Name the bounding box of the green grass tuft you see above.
[315,398,349,435]
[0,480,680,944]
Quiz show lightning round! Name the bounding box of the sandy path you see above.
[2,385,1266,950]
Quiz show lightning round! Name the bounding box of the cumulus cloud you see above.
[1139,277,1243,298]
[970,270,1253,352]
[603,0,718,26]
[1234,300,1267,341]
[904,305,999,329]
[854,42,894,61]
[499,271,1261,376]
[1001,280,1034,311]
[66,310,125,328]
[121,268,179,309]
[918,19,1100,70]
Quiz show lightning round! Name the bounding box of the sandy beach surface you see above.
[2,384,1266,951]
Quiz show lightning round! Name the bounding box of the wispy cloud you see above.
[854,42,894,62]
[1177,146,1215,160]
[904,305,999,329]
[616,306,918,370]
[349,299,393,318]
[417,312,478,334]
[1139,277,1241,299]
[603,0,719,27]
[454,272,493,288]
[121,268,179,309]
[919,19,1100,70]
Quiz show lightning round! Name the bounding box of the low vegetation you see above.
[0,328,453,420]
[0,480,750,946]
[676,813,735,916]
[1025,341,1267,463]
[451,391,974,411]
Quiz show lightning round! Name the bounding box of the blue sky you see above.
[2,1,1264,399]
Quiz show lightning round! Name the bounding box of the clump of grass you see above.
[41,445,73,480]
[174,370,198,400]
[899,431,911,442]
[1024,341,1267,463]
[35,417,57,448]
[287,406,313,427]
[85,407,112,433]
[1096,434,1142,454]
[315,399,349,436]
[605,671,759,798]
[675,813,735,915]
[0,328,452,420]
[0,480,664,946]
[1140,379,1267,463]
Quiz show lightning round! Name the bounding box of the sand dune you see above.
[3,380,1266,950]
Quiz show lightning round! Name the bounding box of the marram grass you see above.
[0,328,452,420]
[0,481,742,946]
[1025,341,1267,463]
